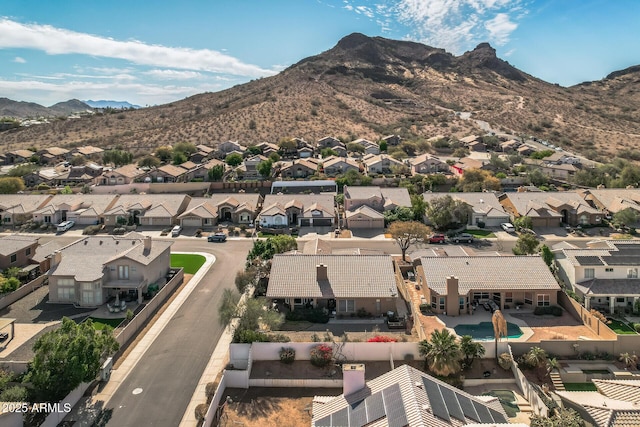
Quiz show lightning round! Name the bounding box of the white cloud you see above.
[143,69,203,80]
[485,13,517,45]
[355,5,375,18]
[13,56,26,63]
[0,18,275,77]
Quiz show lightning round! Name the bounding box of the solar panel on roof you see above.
[366,392,386,423]
[315,415,332,427]
[458,393,480,422]
[440,387,465,421]
[489,407,508,423]
[575,256,605,265]
[423,377,451,422]
[332,407,348,427]
[472,399,494,423]
[383,384,408,427]
[349,403,367,427]
[606,256,640,265]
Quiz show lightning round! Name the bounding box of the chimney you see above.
[51,250,62,268]
[342,364,366,396]
[446,276,461,316]
[317,264,328,281]
[446,276,459,296]
[144,236,152,251]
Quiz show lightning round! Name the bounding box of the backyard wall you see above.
[0,275,47,311]
[510,340,616,358]
[250,342,422,362]
[41,382,91,427]
[509,345,548,418]
[558,292,617,339]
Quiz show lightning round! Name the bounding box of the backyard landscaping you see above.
[87,317,124,330]
[564,383,598,391]
[170,253,206,274]
[606,318,637,334]
[464,229,496,238]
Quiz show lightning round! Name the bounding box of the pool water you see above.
[454,321,523,340]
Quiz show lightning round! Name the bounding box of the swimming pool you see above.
[454,321,523,340]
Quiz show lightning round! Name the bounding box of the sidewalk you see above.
[64,252,215,426]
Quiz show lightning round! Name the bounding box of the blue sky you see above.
[1,0,638,106]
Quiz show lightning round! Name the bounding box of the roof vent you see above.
[415,381,423,388]
[132,240,136,245]
[116,241,119,244]
[84,241,88,245]
[99,241,103,245]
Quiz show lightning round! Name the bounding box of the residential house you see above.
[459,135,481,145]
[32,194,119,226]
[539,162,578,180]
[266,254,399,315]
[68,145,104,161]
[217,141,246,157]
[322,156,360,176]
[36,147,69,165]
[409,153,449,175]
[98,164,146,186]
[47,233,173,307]
[313,364,511,427]
[279,159,317,179]
[317,136,342,149]
[500,139,519,152]
[555,240,640,314]
[298,146,314,159]
[259,194,335,228]
[468,140,487,152]
[422,192,510,227]
[192,144,215,162]
[556,379,640,426]
[517,145,535,156]
[500,191,602,227]
[450,157,489,176]
[256,142,279,157]
[32,239,68,274]
[352,138,380,155]
[345,205,385,229]
[344,186,411,212]
[381,134,402,146]
[363,154,405,175]
[0,235,39,270]
[61,163,104,186]
[102,194,155,226]
[414,255,561,315]
[141,164,189,183]
[137,194,191,226]
[4,149,34,164]
[0,194,53,225]
[178,193,261,227]
[578,188,640,220]
[236,155,268,180]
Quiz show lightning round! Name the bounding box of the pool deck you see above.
[436,309,535,342]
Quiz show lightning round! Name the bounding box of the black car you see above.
[207,233,227,242]
[451,233,474,243]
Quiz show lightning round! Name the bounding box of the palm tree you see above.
[619,352,638,369]
[492,310,507,360]
[546,357,559,375]
[419,329,462,376]
[525,346,548,368]
[460,335,486,368]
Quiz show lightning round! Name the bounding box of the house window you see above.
[585,268,595,279]
[537,294,550,307]
[131,266,136,272]
[58,286,75,301]
[605,268,613,273]
[627,268,638,279]
[505,292,513,303]
[204,218,211,225]
[44,215,51,223]
[118,265,129,280]
[2,217,10,223]
[473,292,489,301]
[431,296,437,309]
[10,254,17,264]
[616,297,625,303]
[524,292,533,305]
[26,247,31,256]
[439,297,445,310]
[459,297,465,310]
[338,299,355,312]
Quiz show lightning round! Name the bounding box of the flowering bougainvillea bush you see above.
[367,336,398,343]
[310,344,333,367]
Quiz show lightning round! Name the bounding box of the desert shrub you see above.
[498,352,513,370]
[194,403,208,421]
[279,347,296,364]
[310,344,333,367]
[367,336,398,343]
[285,308,329,323]
[311,333,320,342]
[269,334,290,343]
[195,229,202,237]
[233,329,270,343]
[590,309,610,324]
[205,382,217,402]
[83,225,102,235]
[419,303,431,314]
[635,323,640,333]
[356,308,370,318]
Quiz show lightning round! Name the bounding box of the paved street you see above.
[105,239,251,427]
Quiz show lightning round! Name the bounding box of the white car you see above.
[501,222,516,233]
[57,220,75,232]
[171,225,182,237]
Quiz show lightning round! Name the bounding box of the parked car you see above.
[428,233,446,244]
[171,225,182,237]
[207,233,227,242]
[56,220,75,232]
[501,222,516,233]
[451,233,474,243]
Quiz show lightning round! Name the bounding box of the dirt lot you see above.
[511,311,601,341]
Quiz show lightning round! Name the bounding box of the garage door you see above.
[348,218,384,229]
[182,218,202,227]
[300,219,311,227]
[314,218,333,226]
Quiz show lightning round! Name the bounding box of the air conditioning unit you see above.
[101,357,113,382]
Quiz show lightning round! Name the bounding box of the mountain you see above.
[0,98,92,118]
[83,100,141,109]
[1,33,639,160]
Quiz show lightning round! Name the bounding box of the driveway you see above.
[104,239,252,427]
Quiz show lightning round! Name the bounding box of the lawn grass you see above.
[89,317,124,330]
[606,318,637,334]
[465,229,496,238]
[564,383,598,391]
[170,254,206,274]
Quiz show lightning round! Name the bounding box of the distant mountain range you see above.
[0,98,93,118]
[83,100,141,109]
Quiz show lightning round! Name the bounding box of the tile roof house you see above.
[4,149,34,164]
[137,194,191,227]
[48,233,173,307]
[267,254,399,315]
[381,134,402,146]
[98,164,146,185]
[363,154,405,175]
[414,256,560,315]
[343,185,411,230]
[500,191,602,228]
[317,136,342,149]
[345,205,385,229]
[557,379,640,427]
[409,153,449,175]
[352,138,380,155]
[450,157,489,176]
[236,155,268,180]
[555,240,640,314]
[0,235,39,270]
[322,156,360,176]
[36,147,69,165]
[422,192,510,227]
[280,159,318,179]
[313,364,512,427]
[578,188,640,219]
[217,141,246,156]
[32,194,120,226]
[69,145,104,160]
[141,164,189,183]
[102,194,155,227]
[259,194,335,228]
[0,194,53,225]
[178,193,261,227]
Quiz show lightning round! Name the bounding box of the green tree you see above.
[207,164,225,181]
[225,153,243,167]
[425,195,472,230]
[419,329,462,376]
[138,155,161,168]
[513,233,540,255]
[238,297,284,332]
[173,142,197,156]
[172,151,188,165]
[70,155,86,166]
[388,220,431,262]
[268,152,281,162]
[7,164,37,177]
[379,140,388,152]
[155,146,173,163]
[0,177,25,194]
[346,142,365,154]
[460,335,485,368]
[60,185,73,194]
[247,145,263,155]
[613,208,638,227]
[257,160,273,179]
[540,245,554,267]
[278,139,297,156]
[321,148,338,158]
[384,206,414,224]
[218,289,241,326]
[103,149,133,167]
[524,346,547,368]
[530,408,585,427]
[457,169,501,192]
[246,235,298,264]
[513,216,533,231]
[235,268,257,294]
[410,194,427,221]
[25,317,119,401]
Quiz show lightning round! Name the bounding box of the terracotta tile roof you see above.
[557,389,640,427]
[263,194,334,213]
[259,203,286,216]
[267,254,397,299]
[418,256,560,294]
[158,164,188,177]
[594,380,640,403]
